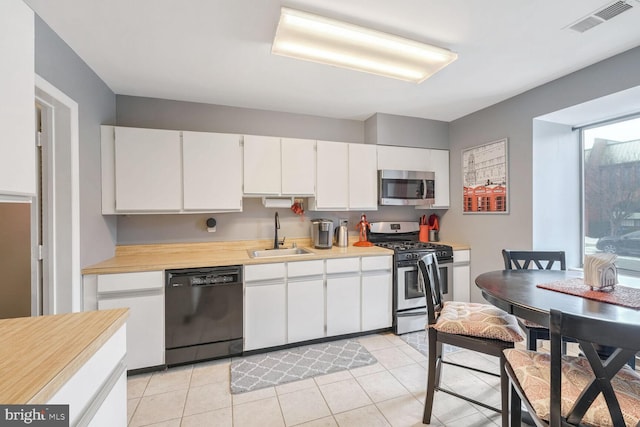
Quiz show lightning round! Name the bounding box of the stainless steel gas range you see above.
[368,221,453,335]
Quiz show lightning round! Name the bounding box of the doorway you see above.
[34,76,80,315]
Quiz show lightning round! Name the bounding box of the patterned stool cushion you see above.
[504,348,640,427]
[433,301,525,342]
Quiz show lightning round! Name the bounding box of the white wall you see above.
[532,120,581,268]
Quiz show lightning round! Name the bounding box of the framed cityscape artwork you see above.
[462,138,509,214]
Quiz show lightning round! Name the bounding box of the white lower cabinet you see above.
[48,323,127,426]
[288,278,324,342]
[243,255,392,351]
[244,283,286,351]
[244,263,287,351]
[84,271,165,371]
[361,272,392,330]
[361,256,393,331]
[326,274,361,336]
[453,249,471,302]
[287,260,324,343]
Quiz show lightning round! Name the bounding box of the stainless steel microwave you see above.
[378,170,435,206]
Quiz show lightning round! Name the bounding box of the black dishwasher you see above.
[165,265,243,366]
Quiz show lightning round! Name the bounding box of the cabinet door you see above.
[244,282,286,350]
[114,127,182,211]
[362,272,392,330]
[281,138,315,195]
[288,278,325,343]
[96,271,164,370]
[315,141,349,210]
[98,293,164,370]
[376,146,430,172]
[348,144,378,210]
[243,135,281,195]
[183,131,242,211]
[326,275,361,336]
[0,0,35,197]
[453,250,471,302]
[429,149,450,208]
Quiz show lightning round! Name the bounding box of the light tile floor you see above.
[127,332,512,426]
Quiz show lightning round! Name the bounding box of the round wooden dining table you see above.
[475,269,640,329]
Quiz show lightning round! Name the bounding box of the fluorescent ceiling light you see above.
[272,7,458,83]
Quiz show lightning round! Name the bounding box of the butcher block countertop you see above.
[81,238,470,275]
[0,308,128,404]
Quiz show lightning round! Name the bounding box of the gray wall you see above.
[365,113,449,149]
[34,16,117,268]
[116,96,364,143]
[446,45,640,303]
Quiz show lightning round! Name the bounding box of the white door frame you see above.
[34,74,80,314]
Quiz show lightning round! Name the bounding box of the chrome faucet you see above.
[273,212,280,249]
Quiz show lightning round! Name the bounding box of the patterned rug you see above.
[230,339,377,394]
[399,330,460,356]
[399,330,429,355]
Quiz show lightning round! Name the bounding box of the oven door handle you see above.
[396,310,427,317]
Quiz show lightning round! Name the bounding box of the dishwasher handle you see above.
[166,266,243,288]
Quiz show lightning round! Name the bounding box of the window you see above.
[582,116,640,276]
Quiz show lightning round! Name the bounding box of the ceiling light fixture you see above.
[271,7,458,83]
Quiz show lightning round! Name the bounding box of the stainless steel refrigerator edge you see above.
[0,202,32,319]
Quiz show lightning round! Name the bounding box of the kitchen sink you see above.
[248,247,314,258]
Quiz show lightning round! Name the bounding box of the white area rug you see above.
[230,339,376,394]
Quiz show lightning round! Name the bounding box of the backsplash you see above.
[116,198,440,245]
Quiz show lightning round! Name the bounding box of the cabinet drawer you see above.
[361,256,392,271]
[97,271,163,294]
[454,250,470,263]
[245,263,286,282]
[326,257,360,274]
[288,260,324,278]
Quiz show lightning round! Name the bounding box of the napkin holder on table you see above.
[584,253,618,291]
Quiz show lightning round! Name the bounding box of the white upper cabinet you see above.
[243,135,281,195]
[348,143,377,210]
[281,138,315,196]
[114,127,182,211]
[182,131,242,211]
[103,126,243,214]
[243,136,315,196]
[426,149,450,208]
[313,141,377,211]
[0,0,35,198]
[314,140,349,210]
[376,145,430,172]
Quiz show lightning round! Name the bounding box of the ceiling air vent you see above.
[567,0,634,33]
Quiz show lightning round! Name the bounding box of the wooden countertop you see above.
[0,308,128,404]
[82,238,394,274]
[81,238,471,275]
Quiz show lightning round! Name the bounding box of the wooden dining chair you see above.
[505,309,640,427]
[418,253,525,427]
[502,249,566,351]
